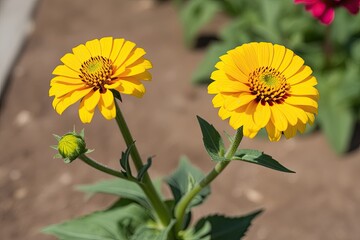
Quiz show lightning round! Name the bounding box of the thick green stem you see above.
[174,128,243,233]
[114,100,172,228]
[78,154,125,178]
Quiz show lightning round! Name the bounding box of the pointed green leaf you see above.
[197,116,226,161]
[165,156,210,209]
[232,149,295,173]
[137,156,153,182]
[120,142,135,178]
[76,178,151,209]
[194,210,263,240]
[111,89,122,102]
[52,134,61,141]
[43,204,150,240]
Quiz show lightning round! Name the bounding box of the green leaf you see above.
[197,116,226,161]
[180,0,221,47]
[194,210,263,240]
[131,219,176,240]
[111,89,122,102]
[165,156,210,209]
[120,142,135,178]
[157,219,176,240]
[77,178,151,209]
[137,156,153,182]
[179,221,211,240]
[232,149,295,173]
[43,204,150,240]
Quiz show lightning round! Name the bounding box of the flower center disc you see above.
[249,66,290,106]
[79,56,114,92]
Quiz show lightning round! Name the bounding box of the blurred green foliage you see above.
[175,0,360,154]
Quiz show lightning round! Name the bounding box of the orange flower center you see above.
[79,56,114,92]
[249,66,290,106]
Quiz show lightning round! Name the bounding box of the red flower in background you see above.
[295,0,360,24]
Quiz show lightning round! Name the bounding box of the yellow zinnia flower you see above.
[49,37,152,123]
[208,42,319,141]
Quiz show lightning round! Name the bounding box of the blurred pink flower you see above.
[295,0,360,24]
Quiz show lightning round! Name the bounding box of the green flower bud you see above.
[52,130,87,163]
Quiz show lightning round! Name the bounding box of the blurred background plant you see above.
[173,0,360,154]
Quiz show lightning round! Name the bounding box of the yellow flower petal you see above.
[218,106,231,120]
[100,90,114,108]
[290,84,319,97]
[124,48,146,67]
[277,48,294,73]
[224,93,256,111]
[53,65,80,78]
[229,112,245,129]
[98,98,116,120]
[219,54,248,80]
[115,65,146,78]
[212,94,224,108]
[114,40,136,67]
[100,37,113,58]
[286,96,318,109]
[208,81,220,94]
[54,87,93,114]
[116,80,145,98]
[60,53,81,72]
[228,49,252,76]
[284,125,297,139]
[281,55,305,79]
[266,121,282,141]
[50,76,84,86]
[283,103,308,124]
[253,103,271,128]
[242,43,259,70]
[287,65,313,85]
[79,99,95,123]
[109,38,125,63]
[271,44,286,70]
[83,89,101,111]
[72,44,92,63]
[270,106,288,131]
[85,39,101,56]
[278,103,298,126]
[49,83,86,97]
[256,42,273,67]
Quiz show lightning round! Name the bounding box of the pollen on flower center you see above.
[79,56,114,92]
[249,66,290,106]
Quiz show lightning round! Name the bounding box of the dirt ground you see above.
[1,0,360,239]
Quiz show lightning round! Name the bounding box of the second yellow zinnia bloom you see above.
[49,37,152,123]
[208,42,319,141]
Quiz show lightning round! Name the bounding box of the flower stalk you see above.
[78,154,125,178]
[114,100,172,228]
[174,128,243,233]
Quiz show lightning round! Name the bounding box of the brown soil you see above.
[1,1,360,239]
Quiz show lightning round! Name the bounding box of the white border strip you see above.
[0,0,38,98]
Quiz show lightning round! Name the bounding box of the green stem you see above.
[114,100,172,228]
[78,154,125,178]
[174,128,243,233]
